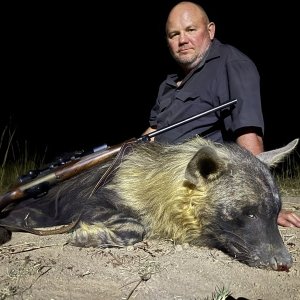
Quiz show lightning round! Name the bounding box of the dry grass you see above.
[0,126,46,193]
[273,150,300,196]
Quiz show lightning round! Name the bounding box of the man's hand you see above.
[278,209,300,227]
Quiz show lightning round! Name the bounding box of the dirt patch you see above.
[1,196,299,300]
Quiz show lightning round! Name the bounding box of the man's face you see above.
[166,5,215,71]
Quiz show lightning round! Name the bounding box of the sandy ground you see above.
[0,196,299,300]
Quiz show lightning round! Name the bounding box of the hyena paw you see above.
[0,227,12,245]
[69,222,145,248]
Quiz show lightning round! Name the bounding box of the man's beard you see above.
[176,44,211,70]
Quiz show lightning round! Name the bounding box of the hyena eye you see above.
[247,214,256,219]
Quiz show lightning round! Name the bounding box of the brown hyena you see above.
[0,136,298,271]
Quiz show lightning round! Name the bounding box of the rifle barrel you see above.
[139,99,237,141]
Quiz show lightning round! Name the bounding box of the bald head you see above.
[165,1,215,73]
[166,2,210,35]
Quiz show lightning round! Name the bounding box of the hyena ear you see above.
[185,146,227,186]
[256,138,299,167]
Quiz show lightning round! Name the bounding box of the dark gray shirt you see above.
[149,39,264,144]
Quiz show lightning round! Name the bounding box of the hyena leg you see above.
[0,227,12,245]
[70,213,145,248]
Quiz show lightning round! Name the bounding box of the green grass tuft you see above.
[203,285,232,300]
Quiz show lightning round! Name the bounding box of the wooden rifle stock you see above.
[0,99,237,212]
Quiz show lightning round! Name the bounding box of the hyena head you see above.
[185,138,299,271]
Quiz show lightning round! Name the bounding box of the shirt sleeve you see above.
[225,58,264,135]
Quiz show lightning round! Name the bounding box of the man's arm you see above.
[236,132,264,156]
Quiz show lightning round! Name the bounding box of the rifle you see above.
[0,99,237,212]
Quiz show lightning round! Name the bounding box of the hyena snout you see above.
[219,217,293,271]
[247,242,293,271]
[244,225,293,271]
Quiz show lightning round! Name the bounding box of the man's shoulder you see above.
[212,39,252,62]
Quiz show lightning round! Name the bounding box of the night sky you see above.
[2,1,299,163]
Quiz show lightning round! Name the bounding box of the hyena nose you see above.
[270,255,293,271]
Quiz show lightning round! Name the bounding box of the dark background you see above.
[2,1,299,163]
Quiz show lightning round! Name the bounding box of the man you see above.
[144,1,300,227]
